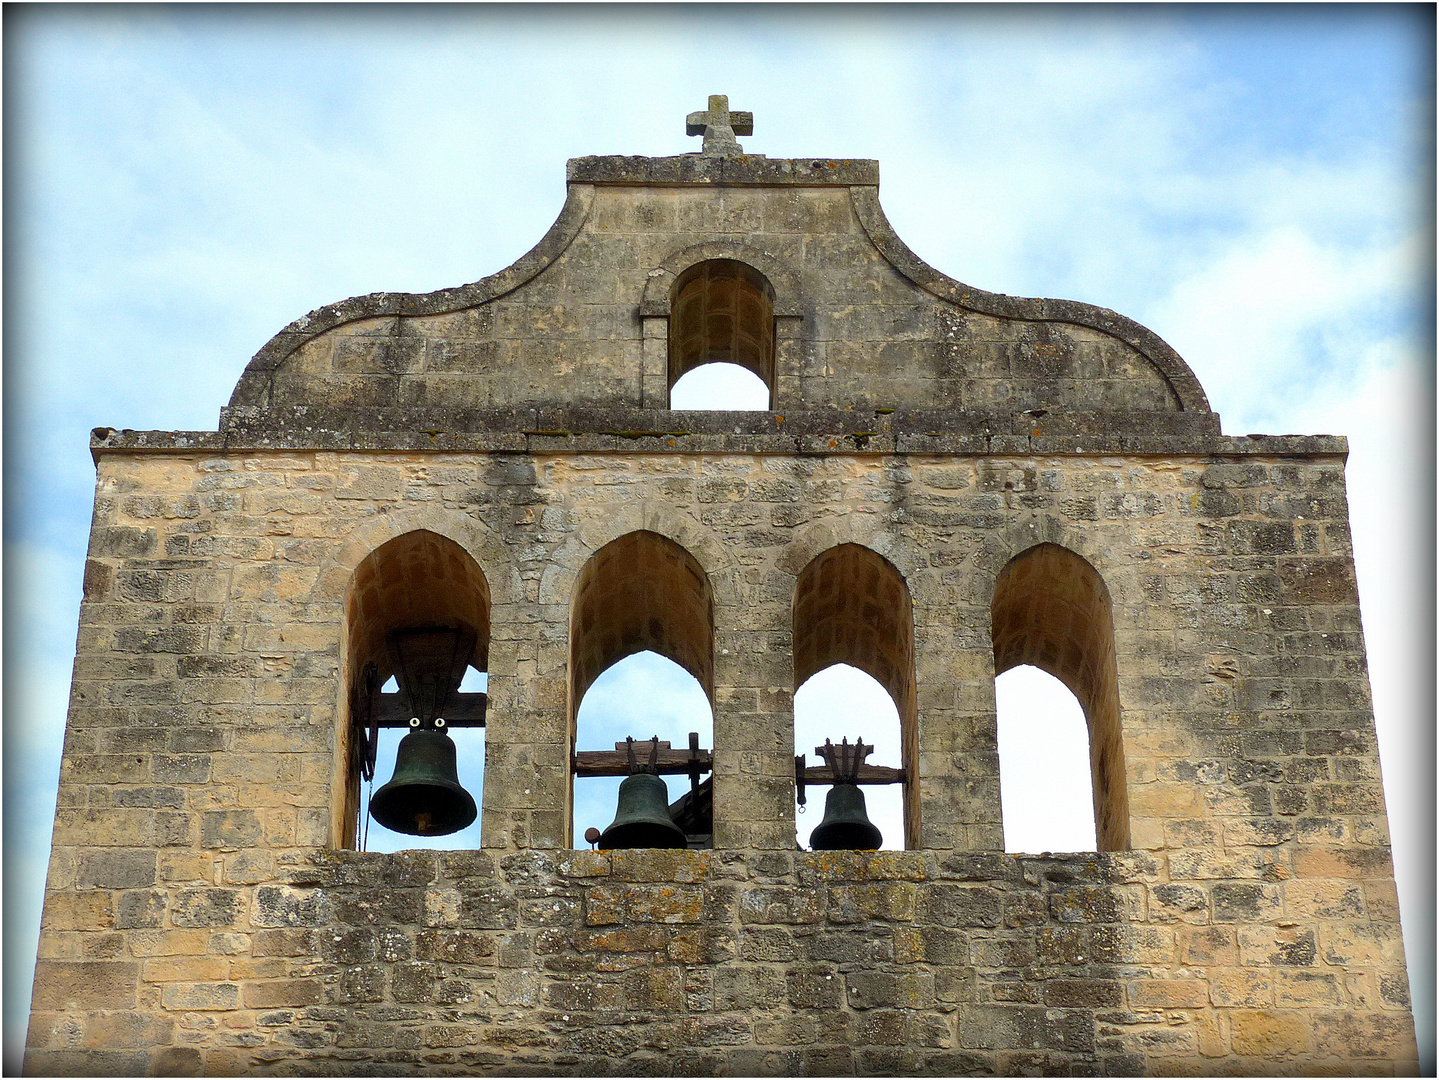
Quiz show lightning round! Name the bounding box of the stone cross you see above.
[686,94,753,158]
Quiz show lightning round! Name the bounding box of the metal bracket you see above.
[352,662,381,782]
[794,736,906,807]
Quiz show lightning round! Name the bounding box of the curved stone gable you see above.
[224,156,1215,436]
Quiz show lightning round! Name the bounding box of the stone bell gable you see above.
[27,97,1417,1075]
[222,129,1208,438]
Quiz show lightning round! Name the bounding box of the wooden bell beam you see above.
[371,692,488,728]
[573,735,713,779]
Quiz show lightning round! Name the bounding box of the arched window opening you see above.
[996,665,1097,853]
[343,531,490,851]
[668,259,775,408]
[670,362,771,410]
[991,543,1129,851]
[569,531,715,849]
[792,544,918,849]
[794,664,904,850]
[571,651,714,848]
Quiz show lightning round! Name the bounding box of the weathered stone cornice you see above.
[567,154,879,186]
[92,418,1346,463]
[850,187,1213,416]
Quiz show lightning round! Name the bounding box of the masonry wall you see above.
[26,440,1418,1075]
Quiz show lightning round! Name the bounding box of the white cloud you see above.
[1147,227,1415,432]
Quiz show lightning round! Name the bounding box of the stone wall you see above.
[26,435,1417,1074]
[22,846,1418,1076]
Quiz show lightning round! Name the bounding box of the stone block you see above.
[1210,881,1282,923]
[116,889,166,929]
[1229,1009,1310,1056]
[141,954,229,982]
[76,850,157,890]
[739,887,824,925]
[170,888,242,927]
[1274,969,1343,1007]
[252,886,328,927]
[826,882,918,923]
[1127,978,1208,1009]
[846,970,935,1010]
[161,982,241,1010]
[242,979,325,1008]
[201,810,264,849]
[31,961,138,1011]
[924,884,1003,928]
[41,890,114,932]
[335,466,403,500]
[153,1047,204,1076]
[1214,972,1272,1012]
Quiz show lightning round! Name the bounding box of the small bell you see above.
[809,782,882,851]
[369,727,477,837]
[598,772,688,850]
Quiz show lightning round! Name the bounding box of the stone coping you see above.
[91,423,1346,461]
[288,845,1156,887]
[848,188,1212,416]
[215,405,1223,440]
[565,154,880,186]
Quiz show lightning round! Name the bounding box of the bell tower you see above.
[26,99,1417,1076]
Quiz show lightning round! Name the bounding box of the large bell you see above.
[369,728,477,837]
[809,782,882,851]
[598,772,688,850]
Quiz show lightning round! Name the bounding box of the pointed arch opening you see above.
[341,530,490,851]
[668,259,775,409]
[792,544,917,850]
[569,531,715,848]
[794,664,906,850]
[571,651,714,848]
[991,542,1129,851]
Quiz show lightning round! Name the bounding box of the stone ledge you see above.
[567,154,879,186]
[91,421,1346,461]
[214,404,1225,441]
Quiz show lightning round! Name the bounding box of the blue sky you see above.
[4,5,1432,1070]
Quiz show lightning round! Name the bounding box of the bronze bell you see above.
[369,728,477,837]
[598,772,688,850]
[809,782,882,850]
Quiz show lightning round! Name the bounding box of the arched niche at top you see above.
[668,259,776,407]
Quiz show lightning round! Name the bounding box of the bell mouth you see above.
[370,780,477,836]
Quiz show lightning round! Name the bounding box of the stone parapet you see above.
[25,848,1417,1075]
